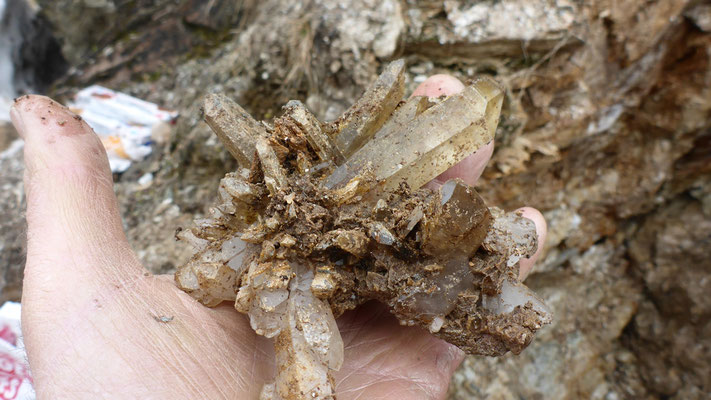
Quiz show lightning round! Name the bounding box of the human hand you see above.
[11,75,546,399]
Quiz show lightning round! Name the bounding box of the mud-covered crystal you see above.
[176,60,552,399]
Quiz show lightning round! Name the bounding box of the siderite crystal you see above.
[175,59,552,399]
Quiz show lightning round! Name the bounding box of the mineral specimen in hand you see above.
[175,60,552,399]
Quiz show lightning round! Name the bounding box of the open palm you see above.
[12,75,545,399]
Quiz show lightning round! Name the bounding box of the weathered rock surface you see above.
[2,0,711,398]
[0,139,25,304]
[627,196,711,398]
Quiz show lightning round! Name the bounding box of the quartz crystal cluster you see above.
[175,59,552,399]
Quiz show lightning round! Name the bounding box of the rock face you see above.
[0,139,24,304]
[175,62,551,398]
[0,0,64,302]
[2,0,711,398]
[628,197,711,398]
[0,0,66,119]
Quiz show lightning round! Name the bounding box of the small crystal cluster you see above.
[175,59,552,399]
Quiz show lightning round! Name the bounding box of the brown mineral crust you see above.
[278,100,344,164]
[436,300,546,357]
[321,266,361,317]
[470,251,516,297]
[317,229,371,258]
[342,215,539,351]
[181,146,545,358]
[173,61,549,399]
[181,108,542,332]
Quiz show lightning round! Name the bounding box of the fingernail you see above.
[9,104,26,139]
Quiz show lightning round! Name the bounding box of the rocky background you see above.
[1,0,710,398]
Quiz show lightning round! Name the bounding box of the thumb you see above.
[11,95,144,303]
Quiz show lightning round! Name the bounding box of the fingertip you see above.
[12,95,91,142]
[17,95,122,246]
[445,344,465,373]
[432,339,465,382]
[516,207,547,281]
[411,74,465,98]
[14,95,107,176]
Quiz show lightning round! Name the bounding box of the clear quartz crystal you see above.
[420,179,492,256]
[328,59,406,158]
[175,235,248,306]
[408,253,474,317]
[176,59,551,399]
[483,209,539,268]
[203,93,265,167]
[290,268,343,370]
[271,267,342,399]
[256,136,289,194]
[324,77,503,193]
[482,279,552,324]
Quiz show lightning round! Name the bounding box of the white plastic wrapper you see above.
[0,302,34,400]
[69,85,178,172]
